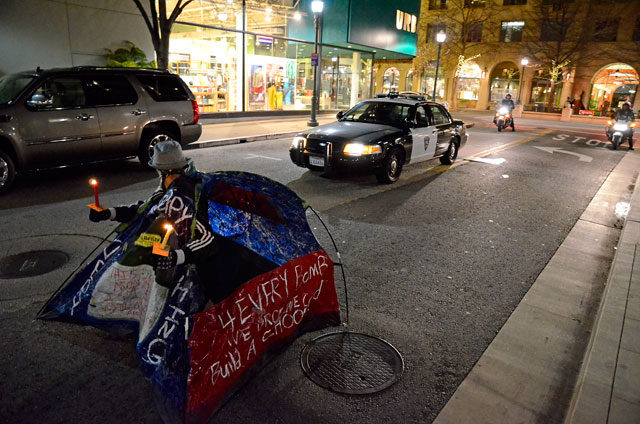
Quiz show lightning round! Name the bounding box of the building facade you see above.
[0,0,420,115]
[379,0,640,115]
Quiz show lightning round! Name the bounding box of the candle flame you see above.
[90,179,97,186]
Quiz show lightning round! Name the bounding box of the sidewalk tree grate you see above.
[300,331,404,395]
[0,250,69,279]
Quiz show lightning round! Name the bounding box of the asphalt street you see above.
[0,124,629,423]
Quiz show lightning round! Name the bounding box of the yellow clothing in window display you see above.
[267,83,277,110]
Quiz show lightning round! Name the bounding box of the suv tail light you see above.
[192,100,200,124]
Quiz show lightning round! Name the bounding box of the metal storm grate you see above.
[300,331,404,395]
[0,250,69,279]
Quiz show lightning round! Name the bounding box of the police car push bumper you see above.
[289,137,384,172]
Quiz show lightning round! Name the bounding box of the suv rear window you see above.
[135,75,190,102]
[85,75,138,106]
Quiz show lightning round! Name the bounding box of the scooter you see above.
[494,107,513,132]
[606,119,636,150]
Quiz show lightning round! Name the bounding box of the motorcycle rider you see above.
[500,93,516,131]
[88,140,221,294]
[613,102,636,150]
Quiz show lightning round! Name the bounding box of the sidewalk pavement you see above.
[188,114,336,149]
[566,157,640,422]
[434,150,640,424]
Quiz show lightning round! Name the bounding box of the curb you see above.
[185,122,476,151]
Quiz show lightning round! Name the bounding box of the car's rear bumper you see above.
[181,123,202,145]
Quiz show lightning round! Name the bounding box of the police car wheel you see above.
[376,147,403,184]
[440,141,458,165]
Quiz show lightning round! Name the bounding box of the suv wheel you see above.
[139,129,178,168]
[0,150,16,194]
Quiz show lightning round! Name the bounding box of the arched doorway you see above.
[383,67,400,92]
[456,61,482,108]
[490,62,520,105]
[405,69,414,92]
[589,63,639,116]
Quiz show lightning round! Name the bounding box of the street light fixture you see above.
[517,57,529,104]
[433,30,446,102]
[308,1,325,127]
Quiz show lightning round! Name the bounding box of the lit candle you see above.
[160,224,174,249]
[90,179,99,207]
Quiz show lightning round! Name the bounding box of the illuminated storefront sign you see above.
[396,10,417,33]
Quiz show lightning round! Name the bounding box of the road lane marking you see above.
[533,146,593,162]
[468,157,506,165]
[424,128,556,174]
[244,153,282,161]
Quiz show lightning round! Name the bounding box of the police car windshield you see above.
[341,101,410,126]
[0,74,35,105]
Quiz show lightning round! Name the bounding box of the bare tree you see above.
[415,0,498,109]
[132,0,195,70]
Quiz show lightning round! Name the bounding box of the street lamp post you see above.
[517,58,529,104]
[432,30,446,102]
[308,1,324,127]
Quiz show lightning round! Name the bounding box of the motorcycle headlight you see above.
[343,143,382,156]
[613,124,629,131]
[291,136,306,148]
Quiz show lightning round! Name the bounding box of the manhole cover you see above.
[0,250,69,279]
[300,331,404,395]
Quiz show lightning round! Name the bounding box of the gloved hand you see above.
[89,208,111,222]
[153,250,178,270]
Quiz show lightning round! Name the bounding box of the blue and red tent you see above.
[39,171,341,423]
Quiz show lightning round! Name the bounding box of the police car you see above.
[289,92,468,183]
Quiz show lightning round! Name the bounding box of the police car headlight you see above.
[613,123,629,131]
[343,143,382,156]
[291,136,306,148]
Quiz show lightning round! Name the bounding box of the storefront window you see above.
[528,78,563,112]
[246,0,291,36]
[171,0,244,30]
[420,64,445,99]
[490,61,520,103]
[246,35,300,111]
[165,2,376,114]
[406,70,414,92]
[170,24,242,112]
[383,67,400,92]
[589,63,638,116]
[456,62,482,107]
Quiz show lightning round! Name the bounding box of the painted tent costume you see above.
[39,171,341,423]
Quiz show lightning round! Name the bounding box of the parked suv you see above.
[0,67,202,193]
